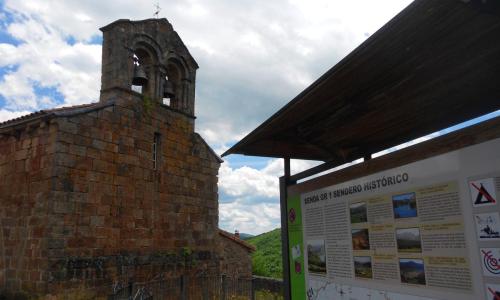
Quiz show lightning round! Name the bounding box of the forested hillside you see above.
[247,228,282,278]
[239,233,254,240]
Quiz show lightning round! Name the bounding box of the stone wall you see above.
[45,93,220,294]
[219,231,254,279]
[0,121,57,292]
[252,276,283,296]
[1,91,221,297]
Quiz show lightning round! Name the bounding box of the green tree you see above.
[247,228,283,278]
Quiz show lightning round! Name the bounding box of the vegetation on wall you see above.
[247,228,282,279]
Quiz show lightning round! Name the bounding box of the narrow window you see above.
[153,133,161,170]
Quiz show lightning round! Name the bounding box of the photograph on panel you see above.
[399,258,426,285]
[396,227,422,253]
[352,228,370,250]
[392,192,417,219]
[350,202,368,224]
[307,239,327,275]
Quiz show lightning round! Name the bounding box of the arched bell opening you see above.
[164,59,186,110]
[162,74,174,106]
[131,47,156,97]
[163,65,180,107]
[131,54,146,94]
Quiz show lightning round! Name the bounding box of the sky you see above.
[1,0,498,235]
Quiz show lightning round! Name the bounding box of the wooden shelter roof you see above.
[223,0,500,164]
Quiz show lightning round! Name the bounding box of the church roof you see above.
[0,99,223,164]
[219,229,256,252]
[0,101,114,130]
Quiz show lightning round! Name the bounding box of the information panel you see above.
[288,137,500,300]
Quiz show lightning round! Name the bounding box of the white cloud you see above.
[219,200,281,235]
[0,43,21,66]
[216,128,444,235]
[0,109,31,123]
[173,0,414,146]
[0,0,413,143]
[0,15,101,111]
[0,73,37,109]
[219,158,320,199]
[0,0,414,235]
[220,161,280,199]
[217,158,320,234]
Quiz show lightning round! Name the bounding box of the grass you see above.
[255,290,284,300]
[398,247,422,253]
[355,266,373,279]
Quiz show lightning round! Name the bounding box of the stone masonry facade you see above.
[0,18,223,297]
[218,230,255,279]
[0,114,57,294]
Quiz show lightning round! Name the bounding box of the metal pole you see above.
[202,275,208,300]
[251,277,255,300]
[128,280,133,299]
[284,157,291,179]
[181,275,188,300]
[221,274,227,300]
[280,158,293,300]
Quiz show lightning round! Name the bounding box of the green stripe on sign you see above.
[288,195,306,299]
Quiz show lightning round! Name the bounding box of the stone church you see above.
[0,18,246,297]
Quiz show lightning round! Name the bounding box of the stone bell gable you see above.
[0,18,222,297]
[100,18,198,116]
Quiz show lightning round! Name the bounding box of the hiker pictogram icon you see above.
[470,178,497,207]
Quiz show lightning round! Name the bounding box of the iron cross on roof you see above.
[154,1,161,18]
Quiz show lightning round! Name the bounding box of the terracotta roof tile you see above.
[219,229,256,252]
[0,101,112,129]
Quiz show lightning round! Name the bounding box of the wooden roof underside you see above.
[223,0,500,163]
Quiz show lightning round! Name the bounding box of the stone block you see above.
[92,139,107,151]
[120,136,135,147]
[113,175,129,186]
[97,205,110,216]
[74,135,92,147]
[55,153,76,168]
[93,159,110,173]
[47,239,64,249]
[103,130,113,143]
[69,144,86,157]
[14,149,28,161]
[57,132,75,145]
[76,124,91,137]
[87,147,100,159]
[90,216,104,227]
[53,201,74,214]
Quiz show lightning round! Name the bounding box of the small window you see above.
[153,133,161,170]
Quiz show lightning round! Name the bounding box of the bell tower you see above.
[99,19,198,116]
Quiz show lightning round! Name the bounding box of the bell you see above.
[132,65,148,86]
[163,78,175,98]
